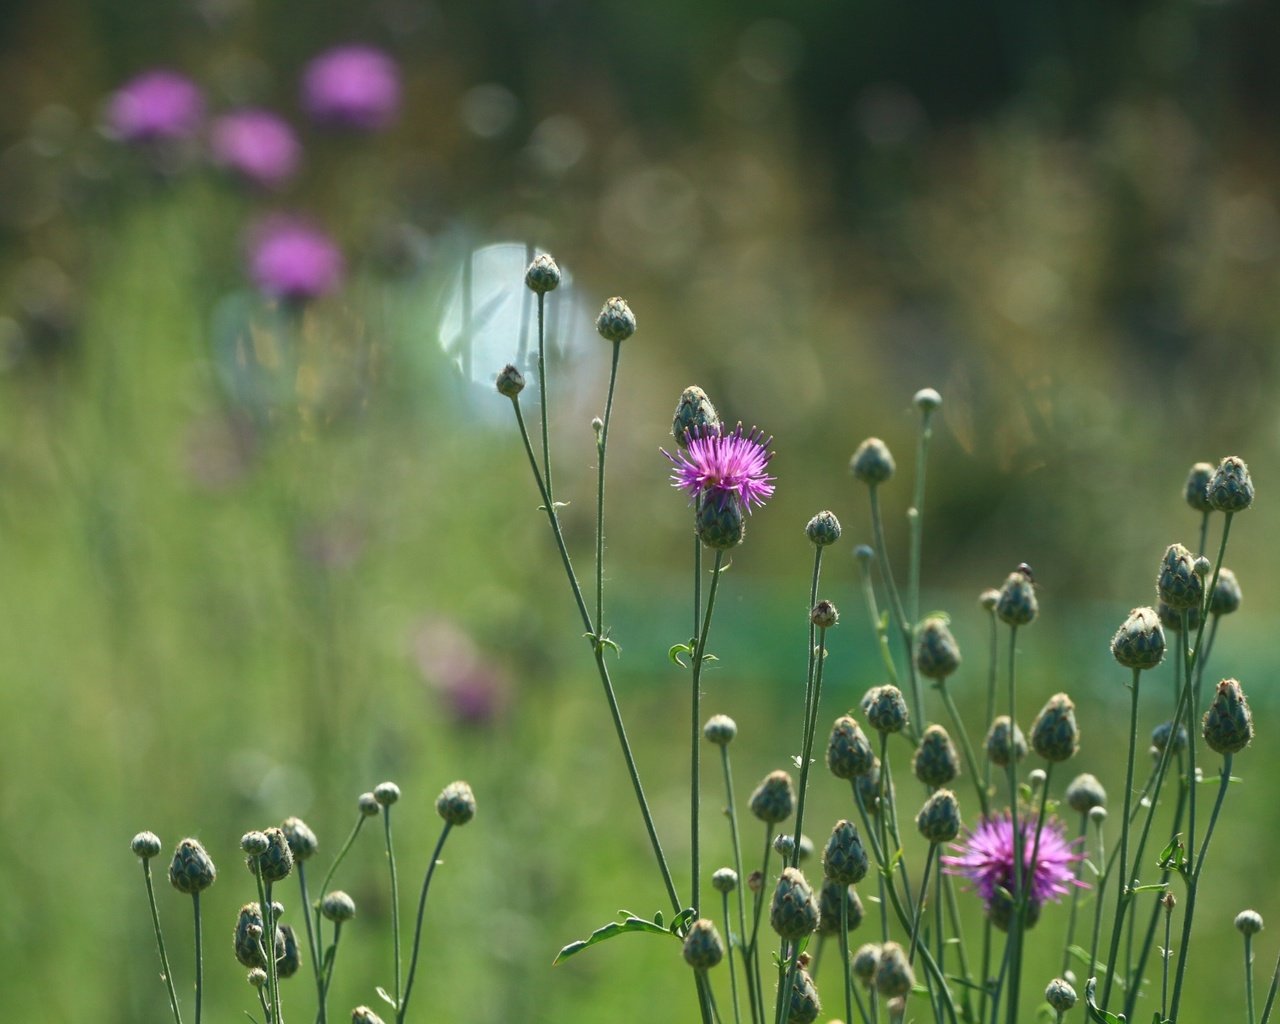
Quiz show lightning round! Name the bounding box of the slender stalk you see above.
[536,291,553,502]
[312,811,369,1022]
[907,402,936,627]
[1086,810,1109,984]
[255,873,282,1024]
[1100,668,1142,1009]
[791,548,824,869]
[1061,811,1087,974]
[937,682,989,820]
[295,863,324,1023]
[1161,897,1173,1020]
[691,550,727,916]
[396,823,452,1023]
[321,922,346,1004]
[721,890,742,1024]
[192,893,204,1024]
[978,915,992,1024]
[1009,761,1054,1024]
[141,859,184,1024]
[906,844,938,967]
[1000,625,1022,1024]
[383,808,402,1015]
[1197,509,1210,557]
[748,826,775,1021]
[941,873,975,1015]
[720,747,757,1024]
[594,338,622,633]
[867,485,924,729]
[792,620,829,871]
[857,553,900,688]
[981,607,999,804]
[841,890,854,1024]
[1249,932,1260,1024]
[1258,941,1280,1024]
[776,944,800,1024]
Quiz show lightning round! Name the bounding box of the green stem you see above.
[907,405,935,627]
[1249,933,1260,1024]
[937,681,990,819]
[595,338,622,634]
[1000,625,1021,1024]
[720,747,759,1024]
[311,812,367,1024]
[1197,509,1209,558]
[776,944,799,1024]
[255,874,282,1024]
[536,292,552,502]
[857,553,900,688]
[321,922,345,1004]
[748,826,774,1021]
[722,891,742,1024]
[1061,811,1087,975]
[383,808,402,1014]
[867,485,924,730]
[396,823,452,1024]
[906,844,938,967]
[691,550,727,916]
[192,893,203,1024]
[791,623,829,872]
[1162,899,1173,1020]
[982,608,999,806]
[295,863,324,1022]
[1258,941,1280,1024]
[141,859,184,1024]
[791,548,824,868]
[1086,810,1109,983]
[1100,667,1142,1009]
[841,890,854,1024]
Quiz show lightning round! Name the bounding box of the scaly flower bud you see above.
[1236,910,1265,936]
[749,771,796,824]
[703,714,737,745]
[916,789,962,843]
[1065,773,1106,814]
[850,438,895,485]
[131,831,162,860]
[817,879,864,936]
[1184,462,1214,513]
[322,890,357,922]
[996,568,1038,626]
[914,387,942,412]
[811,600,839,629]
[786,965,821,1023]
[436,780,477,826]
[862,685,909,735]
[281,817,318,861]
[1031,693,1079,762]
[1111,607,1165,670]
[1045,977,1077,1013]
[823,820,869,885]
[770,867,820,940]
[495,364,525,398]
[696,497,745,550]
[169,838,217,894]
[357,792,380,817]
[672,386,720,446]
[1151,721,1188,755]
[1157,543,1202,611]
[255,827,294,883]
[913,724,960,788]
[681,918,725,970]
[874,941,915,998]
[352,1007,387,1024]
[852,943,880,985]
[985,716,1027,767]
[805,510,842,547]
[1203,678,1253,755]
[1210,567,1242,616]
[827,716,875,779]
[915,616,961,680]
[373,781,400,806]
[277,924,301,978]
[595,297,636,342]
[1208,456,1254,512]
[711,867,738,894]
[524,253,561,294]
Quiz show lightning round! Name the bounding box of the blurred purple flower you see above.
[301,45,401,131]
[107,69,205,142]
[210,109,301,188]
[663,423,776,512]
[413,619,509,728]
[247,217,344,301]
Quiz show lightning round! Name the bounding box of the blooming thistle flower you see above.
[210,109,301,189]
[302,45,401,131]
[107,69,204,142]
[663,423,775,513]
[941,812,1083,930]
[248,217,344,302]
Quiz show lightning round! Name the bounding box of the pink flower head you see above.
[301,45,401,131]
[210,109,301,188]
[247,217,344,302]
[108,69,204,142]
[663,423,776,512]
[941,812,1084,927]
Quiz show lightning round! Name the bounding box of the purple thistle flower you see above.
[941,812,1083,928]
[663,423,776,512]
[247,217,344,301]
[107,69,204,143]
[210,109,301,189]
[301,45,401,131]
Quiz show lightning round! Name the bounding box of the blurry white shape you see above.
[461,84,519,139]
[737,19,802,84]
[528,114,588,176]
[599,165,701,267]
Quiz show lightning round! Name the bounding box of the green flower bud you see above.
[1210,567,1242,616]
[281,817,318,861]
[277,924,301,978]
[241,831,269,856]
[1111,606,1165,670]
[169,838,217,894]
[1203,678,1253,755]
[914,387,942,413]
[132,831,162,860]
[524,253,561,294]
[1209,456,1254,512]
[1151,720,1188,755]
[823,819,869,885]
[703,714,737,745]
[773,833,797,860]
[234,903,284,969]
[913,724,960,788]
[786,965,821,1024]
[357,792,380,817]
[1157,543,1202,611]
[852,943,880,985]
[596,296,636,342]
[979,588,1000,611]
[853,544,875,569]
[874,941,915,998]
[255,827,294,883]
[696,497,745,550]
[749,770,795,824]
[985,716,1027,768]
[810,600,839,629]
[711,867,738,894]
[805,510,842,547]
[247,968,268,989]
[436,780,477,826]
[989,887,1041,932]
[916,789,962,843]
[352,1007,387,1024]
[1031,692,1079,762]
[682,918,725,970]
[817,879,864,936]
[373,781,400,806]
[321,891,356,922]
[770,867,820,940]
[862,685,909,735]
[1236,910,1265,936]
[915,616,961,680]
[672,386,719,446]
[1045,977,1077,1013]
[1185,462,1214,513]
[1065,773,1106,814]
[996,569,1038,626]
[827,715,875,780]
[495,364,525,398]
[850,438,895,485]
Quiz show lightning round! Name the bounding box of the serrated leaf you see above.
[1084,977,1123,1023]
[553,915,676,964]
[668,644,691,668]
[376,985,398,1009]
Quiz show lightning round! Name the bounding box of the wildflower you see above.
[209,109,300,188]
[1064,773,1106,814]
[805,510,841,547]
[681,918,725,969]
[1045,978,1077,1013]
[524,253,561,294]
[942,812,1083,931]
[672,386,720,446]
[1203,678,1253,755]
[749,770,795,823]
[786,964,821,1023]
[1184,462,1214,512]
[915,615,961,679]
[321,891,356,922]
[1111,607,1165,670]
[664,423,776,513]
[851,943,880,985]
[281,817,318,861]
[1208,456,1254,512]
[770,867,820,940]
[131,831,162,860]
[1236,909,1264,936]
[302,46,401,131]
[107,70,204,142]
[248,217,344,301]
[850,437,895,485]
[436,780,477,826]
[817,880,864,935]
[169,838,217,894]
[711,867,738,893]
[827,715,875,780]
[874,941,914,998]
[913,724,960,788]
[996,567,1037,626]
[595,297,637,342]
[985,716,1026,767]
[703,714,737,746]
[862,684,908,734]
[1157,543,1201,610]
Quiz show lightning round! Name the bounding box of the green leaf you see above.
[1065,946,1106,975]
[877,610,891,632]
[669,908,695,936]
[553,915,677,964]
[376,986,398,1009]
[596,636,621,657]
[699,653,719,665]
[652,910,663,929]
[1131,883,1170,894]
[1153,1013,1173,1024]
[668,643,691,668]
[1084,977,1123,1023]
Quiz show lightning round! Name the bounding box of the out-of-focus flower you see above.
[210,109,301,188]
[413,618,510,728]
[301,46,401,131]
[663,423,775,512]
[108,69,205,142]
[247,217,344,301]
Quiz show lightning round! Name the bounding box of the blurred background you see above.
[1,0,1279,1019]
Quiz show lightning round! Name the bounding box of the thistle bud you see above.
[823,820,869,885]
[817,880,864,936]
[1089,806,1107,827]
[989,887,1041,932]
[703,714,738,746]
[281,817,318,861]
[321,890,356,922]
[786,965,822,1023]
[914,387,942,413]
[495,364,525,398]
[672,386,719,445]
[1028,768,1047,790]
[595,296,636,342]
[1045,977,1077,1013]
[805,510,842,547]
[862,685,909,735]
[696,497,745,550]
[850,438,895,485]
[373,781,400,806]
[1110,607,1165,670]
[749,770,796,824]
[358,792,380,817]
[1203,678,1253,755]
[1065,773,1107,814]
[247,968,268,990]
[996,569,1037,626]
[913,724,960,788]
[1151,720,1188,755]
[1193,555,1212,578]
[234,903,284,969]
[1208,456,1254,512]
[131,831,162,860]
[1031,693,1079,762]
[681,918,725,970]
[1210,567,1242,616]
[1157,543,1202,611]
[915,616,961,680]
[1157,599,1200,634]
[748,870,764,894]
[985,716,1027,768]
[352,1007,387,1024]
[827,716,875,780]
[1185,462,1214,513]
[854,759,882,816]
[773,834,797,860]
[436,780,477,826]
[979,588,1000,611]
[852,943,880,985]
[277,924,301,978]
[853,544,875,569]
[524,253,561,294]
[711,867,738,894]
[874,941,915,998]
[770,867,820,940]
[916,789,961,844]
[169,838,217,894]
[1236,910,1265,936]
[811,600,839,629]
[241,831,269,856]
[256,827,294,883]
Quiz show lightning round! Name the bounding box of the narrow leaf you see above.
[553,916,675,964]
[1131,883,1170,894]
[376,986,398,1009]
[1084,977,1123,1023]
[668,644,690,668]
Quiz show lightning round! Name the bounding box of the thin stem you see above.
[907,405,935,627]
[1001,625,1021,1024]
[382,808,402,1015]
[841,890,854,1024]
[1161,898,1173,1020]
[1249,933,1260,1024]
[595,338,622,633]
[791,623,829,872]
[295,863,324,1023]
[857,554,900,688]
[748,825,774,1022]
[776,944,800,1024]
[536,292,552,502]
[792,548,824,869]
[192,893,204,1024]
[321,922,345,1004]
[396,823,453,1023]
[140,859,184,1024]
[720,747,759,1024]
[255,873,282,1024]
[1100,667,1142,1009]
[691,549,727,916]
[941,873,975,1016]
[721,891,742,1024]
[982,609,999,804]
[1258,940,1280,1024]
[937,682,990,820]
[1086,811,1109,983]
[906,844,938,967]
[1197,509,1210,558]
[867,485,924,730]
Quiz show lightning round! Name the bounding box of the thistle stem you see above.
[907,844,938,967]
[720,747,759,1024]
[1257,942,1280,1024]
[937,681,989,819]
[721,890,742,1024]
[1249,932,1260,1024]
[791,619,829,872]
[841,890,854,1024]
[595,338,622,634]
[383,807,402,1014]
[141,859,184,1024]
[907,403,935,627]
[1001,625,1021,1024]
[536,291,553,502]
[192,893,204,1024]
[1162,897,1173,1020]
[295,863,324,1023]
[692,549,727,917]
[867,485,924,730]
[1061,811,1087,975]
[396,822,452,1024]
[1100,667,1142,1009]
[981,607,998,804]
